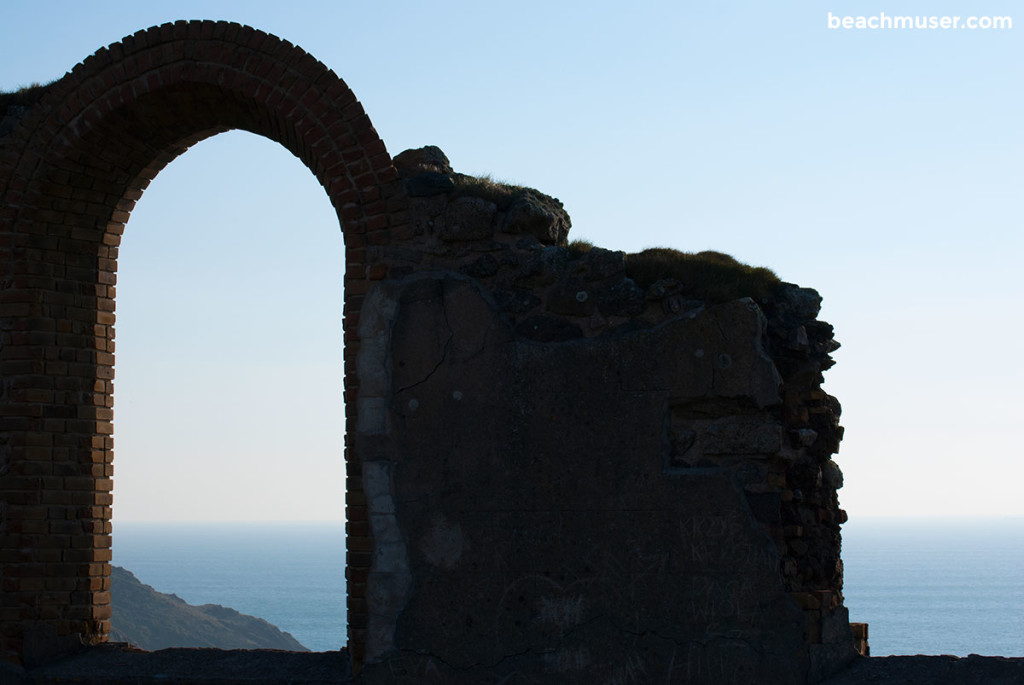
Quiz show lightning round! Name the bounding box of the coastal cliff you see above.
[109,566,307,652]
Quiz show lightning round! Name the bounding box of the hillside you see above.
[109,566,308,651]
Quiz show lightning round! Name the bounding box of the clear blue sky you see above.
[2,1,1021,521]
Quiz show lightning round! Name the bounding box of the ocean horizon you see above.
[841,515,1023,657]
[111,516,1023,656]
[112,521,348,652]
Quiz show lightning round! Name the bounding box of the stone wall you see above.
[353,147,854,682]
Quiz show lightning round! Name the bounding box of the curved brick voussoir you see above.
[0,20,398,667]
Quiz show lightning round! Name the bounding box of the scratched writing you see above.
[687,576,757,624]
[682,641,758,685]
[538,594,586,633]
[679,514,779,572]
[541,646,591,673]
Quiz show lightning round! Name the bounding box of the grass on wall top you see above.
[570,239,781,303]
[0,82,51,111]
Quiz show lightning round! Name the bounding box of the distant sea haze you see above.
[111,518,1024,656]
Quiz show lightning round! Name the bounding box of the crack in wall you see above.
[395,281,454,394]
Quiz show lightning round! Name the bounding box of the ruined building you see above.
[1,21,860,683]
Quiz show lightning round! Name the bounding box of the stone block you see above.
[441,196,495,242]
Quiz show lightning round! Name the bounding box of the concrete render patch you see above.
[363,460,412,663]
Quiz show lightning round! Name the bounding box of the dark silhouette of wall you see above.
[350,148,854,683]
[0,23,855,683]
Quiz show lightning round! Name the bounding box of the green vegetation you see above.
[568,239,596,256]
[569,238,780,302]
[0,82,51,111]
[624,248,781,302]
[452,173,528,210]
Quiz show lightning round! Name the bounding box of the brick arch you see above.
[0,20,399,666]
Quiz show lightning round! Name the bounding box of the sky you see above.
[1,1,1021,522]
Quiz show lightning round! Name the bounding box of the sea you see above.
[841,516,1023,657]
[112,522,348,652]
[111,517,1024,656]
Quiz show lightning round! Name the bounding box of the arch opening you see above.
[110,130,347,652]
